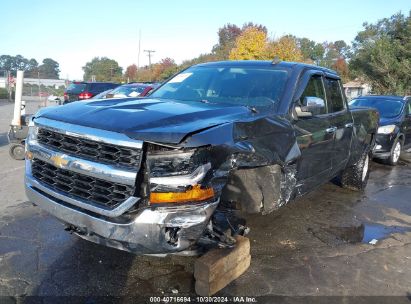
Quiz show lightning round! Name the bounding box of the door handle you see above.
[326,127,337,134]
[345,122,354,128]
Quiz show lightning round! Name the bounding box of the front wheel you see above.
[386,139,401,166]
[9,144,25,160]
[341,150,370,191]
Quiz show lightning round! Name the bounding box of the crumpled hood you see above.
[36,98,253,144]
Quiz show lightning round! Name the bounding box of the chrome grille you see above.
[31,159,134,209]
[37,128,142,168]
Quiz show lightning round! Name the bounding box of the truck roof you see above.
[195,60,338,76]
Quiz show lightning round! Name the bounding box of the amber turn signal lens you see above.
[25,151,33,160]
[150,184,214,204]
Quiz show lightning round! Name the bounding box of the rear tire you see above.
[385,139,401,166]
[341,149,370,191]
[9,144,25,160]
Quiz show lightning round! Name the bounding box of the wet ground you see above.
[0,99,411,300]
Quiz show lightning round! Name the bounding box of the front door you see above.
[293,73,335,193]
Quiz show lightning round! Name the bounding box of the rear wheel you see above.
[9,144,25,160]
[385,139,401,166]
[341,149,370,191]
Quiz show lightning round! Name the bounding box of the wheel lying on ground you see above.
[9,144,25,160]
[341,149,370,191]
[385,139,401,166]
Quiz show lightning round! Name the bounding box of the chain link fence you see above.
[0,70,66,102]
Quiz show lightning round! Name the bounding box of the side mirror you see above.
[296,96,326,117]
[105,93,114,99]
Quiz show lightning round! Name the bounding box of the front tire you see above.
[341,150,370,191]
[9,144,25,160]
[386,139,401,166]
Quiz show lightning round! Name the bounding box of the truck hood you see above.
[36,97,254,144]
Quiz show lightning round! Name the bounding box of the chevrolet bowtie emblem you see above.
[50,155,69,168]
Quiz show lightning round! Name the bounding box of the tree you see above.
[332,58,350,82]
[350,11,411,94]
[151,58,178,81]
[82,57,122,81]
[0,55,40,77]
[266,36,304,62]
[241,22,267,34]
[229,27,268,60]
[229,29,304,62]
[333,40,351,58]
[213,22,268,60]
[213,23,243,60]
[125,64,138,81]
[297,38,325,63]
[0,55,13,72]
[38,58,60,79]
[25,59,39,77]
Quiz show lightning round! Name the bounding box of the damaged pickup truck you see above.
[25,61,379,255]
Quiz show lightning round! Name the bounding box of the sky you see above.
[1,0,410,80]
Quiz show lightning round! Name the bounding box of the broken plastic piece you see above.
[369,239,378,245]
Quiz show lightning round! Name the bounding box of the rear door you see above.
[324,76,353,172]
[293,72,335,191]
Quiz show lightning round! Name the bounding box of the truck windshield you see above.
[150,66,289,109]
[349,98,404,118]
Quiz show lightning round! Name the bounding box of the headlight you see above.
[147,144,214,204]
[377,125,396,134]
[27,119,38,142]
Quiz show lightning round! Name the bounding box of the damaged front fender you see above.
[147,114,301,215]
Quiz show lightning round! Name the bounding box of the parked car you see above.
[106,82,160,98]
[47,95,63,105]
[64,82,119,104]
[90,89,113,99]
[25,61,378,256]
[350,95,411,165]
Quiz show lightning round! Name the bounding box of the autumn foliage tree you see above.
[266,36,304,62]
[229,28,304,62]
[332,58,349,82]
[152,58,178,81]
[125,64,138,81]
[229,27,268,60]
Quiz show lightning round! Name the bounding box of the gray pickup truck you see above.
[25,61,379,255]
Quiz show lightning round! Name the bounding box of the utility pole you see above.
[137,29,141,69]
[144,50,155,68]
[144,49,155,82]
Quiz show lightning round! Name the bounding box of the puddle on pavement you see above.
[361,223,411,243]
[310,223,411,245]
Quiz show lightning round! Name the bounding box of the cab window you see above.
[300,75,327,115]
[325,78,345,112]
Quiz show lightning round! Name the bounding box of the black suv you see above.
[64,82,119,104]
[350,95,411,165]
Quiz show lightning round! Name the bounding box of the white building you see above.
[343,80,372,100]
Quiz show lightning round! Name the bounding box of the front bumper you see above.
[372,133,396,159]
[26,169,218,255]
